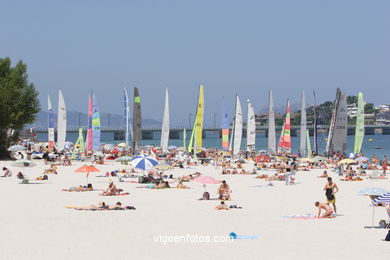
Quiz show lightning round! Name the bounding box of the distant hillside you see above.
[27,111,161,129]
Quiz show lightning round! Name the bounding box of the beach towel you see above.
[99,192,129,196]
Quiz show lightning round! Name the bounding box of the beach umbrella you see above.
[373,193,390,204]
[358,188,389,196]
[75,165,100,182]
[131,154,159,171]
[168,145,177,150]
[193,175,222,191]
[356,156,369,162]
[7,145,26,152]
[116,156,132,162]
[12,159,36,167]
[117,143,127,148]
[338,158,356,165]
[102,144,114,150]
[348,153,355,159]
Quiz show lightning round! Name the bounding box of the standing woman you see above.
[324,177,339,214]
[382,155,388,175]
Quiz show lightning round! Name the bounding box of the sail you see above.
[57,90,67,151]
[160,88,170,153]
[299,91,307,156]
[48,94,55,150]
[222,100,229,151]
[188,85,204,153]
[329,89,348,153]
[133,87,142,151]
[313,91,318,154]
[325,91,337,154]
[354,92,365,154]
[268,90,276,154]
[71,128,85,159]
[232,95,243,155]
[183,128,187,151]
[278,122,285,152]
[92,91,101,151]
[86,94,92,152]
[306,129,312,158]
[246,100,256,151]
[124,88,130,147]
[278,100,291,153]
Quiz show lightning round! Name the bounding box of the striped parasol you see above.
[373,193,390,204]
[131,154,158,170]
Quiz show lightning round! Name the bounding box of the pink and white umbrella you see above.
[193,176,222,191]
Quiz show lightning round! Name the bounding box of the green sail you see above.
[354,92,365,154]
[71,128,85,159]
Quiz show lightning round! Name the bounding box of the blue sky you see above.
[1,0,389,125]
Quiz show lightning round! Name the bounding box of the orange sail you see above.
[278,100,291,153]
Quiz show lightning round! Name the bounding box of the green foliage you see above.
[364,103,377,114]
[0,57,40,157]
[347,95,357,104]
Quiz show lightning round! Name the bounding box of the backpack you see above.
[385,230,390,241]
[202,192,210,200]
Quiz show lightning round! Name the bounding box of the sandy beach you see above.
[1,160,389,260]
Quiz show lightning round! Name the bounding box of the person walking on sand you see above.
[315,201,334,218]
[382,155,388,175]
[324,177,339,214]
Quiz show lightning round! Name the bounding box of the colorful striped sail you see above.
[354,92,365,154]
[222,100,229,151]
[72,128,85,159]
[47,94,54,150]
[86,94,93,152]
[188,85,204,153]
[92,91,101,151]
[278,100,291,153]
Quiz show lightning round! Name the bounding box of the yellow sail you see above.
[188,85,204,153]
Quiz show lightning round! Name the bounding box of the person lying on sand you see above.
[154,181,170,189]
[315,201,334,218]
[318,171,328,178]
[215,201,229,210]
[35,175,48,180]
[63,184,94,192]
[67,201,135,210]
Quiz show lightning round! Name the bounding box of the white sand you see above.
[1,160,389,260]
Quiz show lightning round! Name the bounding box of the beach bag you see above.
[385,230,390,241]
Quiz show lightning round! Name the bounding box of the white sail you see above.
[233,96,243,155]
[299,91,306,156]
[160,88,170,153]
[124,87,130,147]
[57,90,67,151]
[246,100,256,151]
[268,90,276,154]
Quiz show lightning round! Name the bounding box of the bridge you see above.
[30,125,390,140]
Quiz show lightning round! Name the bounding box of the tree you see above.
[0,57,40,158]
[347,95,357,104]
